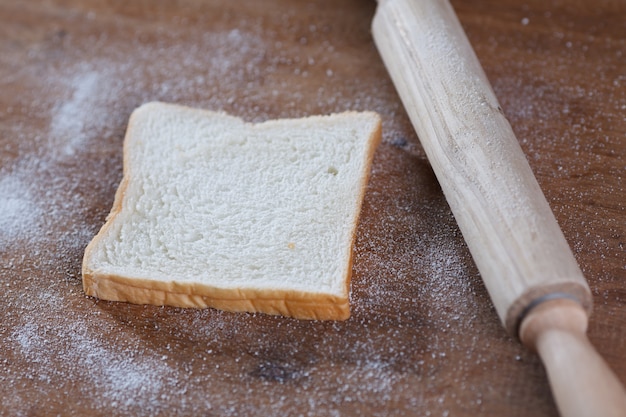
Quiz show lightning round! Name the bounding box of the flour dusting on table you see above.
[5,1,614,416]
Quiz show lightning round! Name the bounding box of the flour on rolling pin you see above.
[373,0,626,415]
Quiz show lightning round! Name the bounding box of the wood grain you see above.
[372,0,593,335]
[520,299,626,417]
[0,0,624,416]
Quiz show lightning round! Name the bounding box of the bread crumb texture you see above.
[82,102,382,320]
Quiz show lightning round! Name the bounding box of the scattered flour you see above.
[0,174,44,242]
[49,70,103,157]
[3,1,622,416]
[7,282,179,415]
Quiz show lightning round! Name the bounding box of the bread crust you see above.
[82,270,351,320]
[81,102,382,321]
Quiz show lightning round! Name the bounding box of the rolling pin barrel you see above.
[372,1,626,416]
[372,0,591,334]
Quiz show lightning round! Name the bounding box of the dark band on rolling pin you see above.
[515,292,583,337]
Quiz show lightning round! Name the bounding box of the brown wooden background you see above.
[1,0,624,415]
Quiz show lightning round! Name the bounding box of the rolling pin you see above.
[371,1,626,416]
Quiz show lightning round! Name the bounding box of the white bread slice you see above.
[82,102,381,320]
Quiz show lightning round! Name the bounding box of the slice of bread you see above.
[82,102,381,320]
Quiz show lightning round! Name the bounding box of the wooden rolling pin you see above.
[371,1,626,416]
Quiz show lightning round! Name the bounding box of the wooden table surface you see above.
[1,0,624,415]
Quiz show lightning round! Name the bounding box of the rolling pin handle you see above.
[519,298,626,417]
